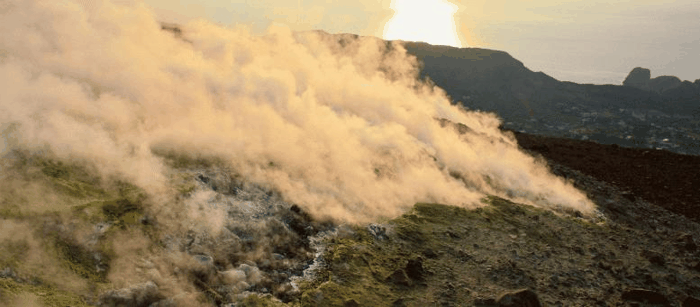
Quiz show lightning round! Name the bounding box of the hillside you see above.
[3,134,700,306]
[398,42,700,155]
[2,5,700,306]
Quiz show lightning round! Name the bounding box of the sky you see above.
[145,0,700,85]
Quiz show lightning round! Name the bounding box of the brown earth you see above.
[511,130,700,222]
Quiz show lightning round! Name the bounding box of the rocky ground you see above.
[512,131,700,222]
[287,166,700,307]
[2,132,700,307]
[286,130,700,306]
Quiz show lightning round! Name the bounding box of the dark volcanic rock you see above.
[98,281,167,307]
[677,233,698,252]
[621,288,671,306]
[623,67,651,89]
[642,250,666,266]
[512,131,700,222]
[405,257,426,281]
[683,296,700,307]
[474,298,498,306]
[496,289,542,307]
[386,269,412,287]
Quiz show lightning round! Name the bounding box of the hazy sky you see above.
[146,0,699,85]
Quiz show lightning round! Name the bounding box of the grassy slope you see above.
[3,151,700,306]
[292,198,608,306]
[0,152,153,306]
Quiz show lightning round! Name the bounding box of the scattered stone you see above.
[456,249,473,262]
[386,269,411,287]
[676,233,697,252]
[392,298,407,307]
[496,289,542,307]
[98,281,166,307]
[405,257,426,281]
[423,248,438,259]
[598,261,612,271]
[473,297,498,307]
[193,254,213,265]
[368,224,387,240]
[196,174,210,184]
[344,298,360,307]
[641,250,666,266]
[621,289,670,306]
[620,191,636,202]
[0,267,16,279]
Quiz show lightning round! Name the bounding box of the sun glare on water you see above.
[383,0,463,48]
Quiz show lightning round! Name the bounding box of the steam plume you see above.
[0,0,596,224]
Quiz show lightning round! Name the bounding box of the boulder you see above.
[386,269,411,286]
[496,289,542,307]
[621,289,671,306]
[98,281,167,307]
[641,250,666,266]
[405,257,426,281]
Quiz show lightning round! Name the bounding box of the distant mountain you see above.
[398,41,700,155]
[402,42,700,117]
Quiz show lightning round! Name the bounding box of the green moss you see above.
[53,238,110,282]
[0,239,30,268]
[151,148,223,169]
[0,204,22,218]
[298,198,603,306]
[300,280,395,307]
[49,177,105,199]
[35,158,106,199]
[0,277,90,307]
[238,294,289,307]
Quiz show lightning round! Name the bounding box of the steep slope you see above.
[2,3,699,305]
[3,133,700,307]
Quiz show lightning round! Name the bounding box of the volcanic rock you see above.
[683,296,700,307]
[98,281,167,307]
[496,289,542,307]
[621,288,671,306]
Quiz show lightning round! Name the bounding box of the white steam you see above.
[0,0,595,223]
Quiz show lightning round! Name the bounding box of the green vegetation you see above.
[151,147,224,169]
[294,197,605,306]
[0,239,30,269]
[2,150,615,306]
[0,153,154,305]
[53,237,110,282]
[238,294,289,307]
[0,278,90,307]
